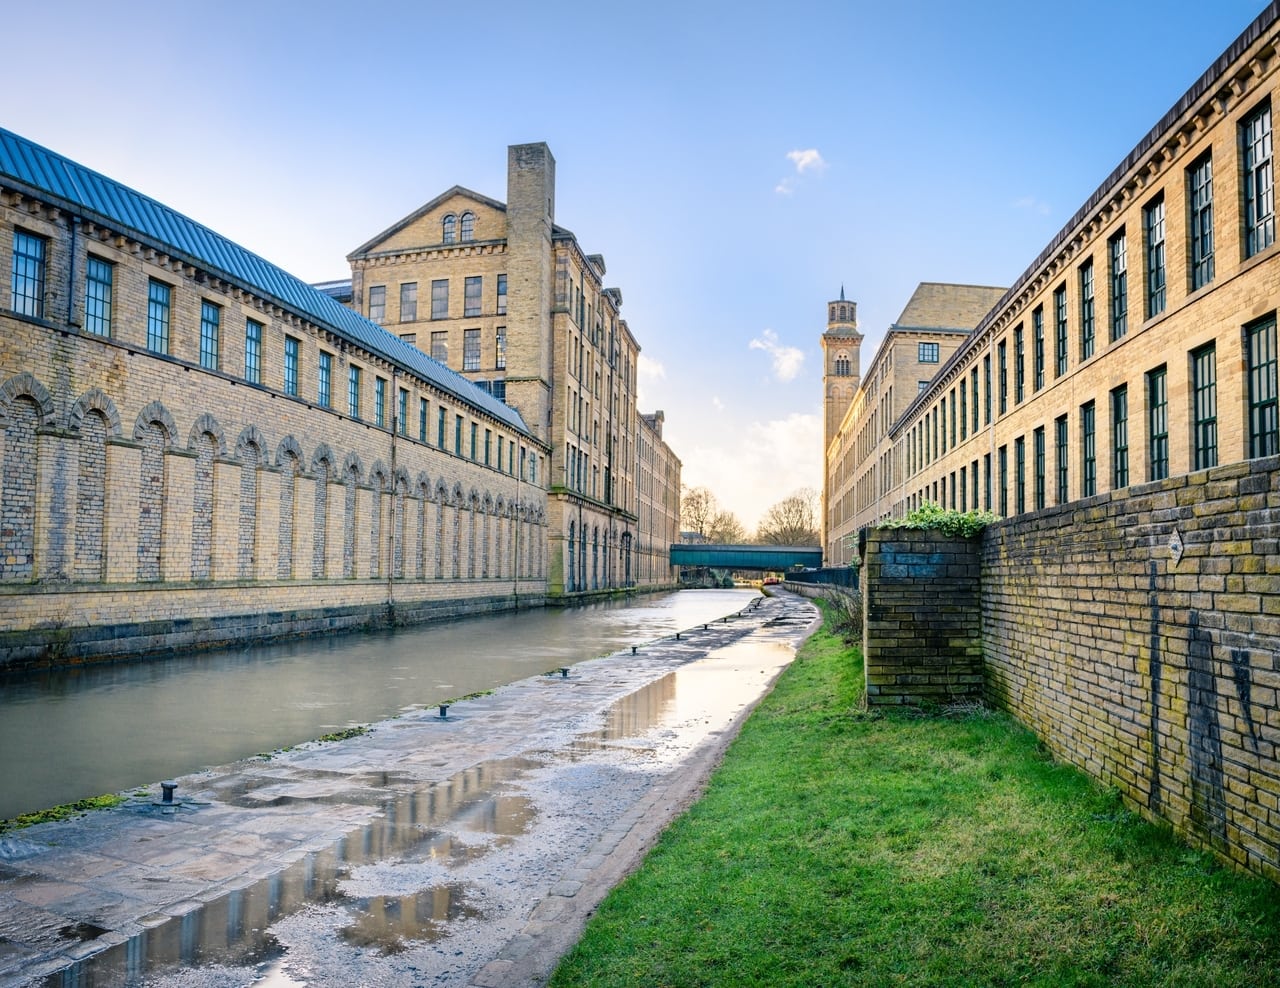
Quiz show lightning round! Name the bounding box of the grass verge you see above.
[550,612,1280,987]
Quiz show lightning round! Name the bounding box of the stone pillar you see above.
[34,428,76,581]
[294,473,316,581]
[104,439,141,583]
[256,467,281,581]
[162,447,197,582]
[211,458,240,581]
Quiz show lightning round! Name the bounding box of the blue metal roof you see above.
[0,128,529,436]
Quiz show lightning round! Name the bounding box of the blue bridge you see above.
[668,543,823,571]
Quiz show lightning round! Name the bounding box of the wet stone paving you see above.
[0,592,819,988]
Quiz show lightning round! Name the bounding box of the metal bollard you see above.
[438,704,450,719]
[161,781,177,804]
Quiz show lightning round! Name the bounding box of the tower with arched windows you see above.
[821,287,862,452]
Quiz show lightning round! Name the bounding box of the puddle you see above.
[40,761,537,985]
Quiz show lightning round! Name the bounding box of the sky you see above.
[7,0,1269,530]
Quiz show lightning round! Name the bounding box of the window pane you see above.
[199,301,220,370]
[245,319,262,384]
[84,256,112,337]
[11,230,46,318]
[147,280,171,354]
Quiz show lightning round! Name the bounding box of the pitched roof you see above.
[348,185,509,258]
[892,282,1006,332]
[0,128,529,435]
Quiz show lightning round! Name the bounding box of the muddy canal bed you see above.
[0,593,819,988]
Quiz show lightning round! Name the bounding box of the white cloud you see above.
[786,148,827,174]
[712,396,725,412]
[775,179,796,196]
[749,328,805,382]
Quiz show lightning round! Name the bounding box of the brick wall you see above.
[862,528,983,707]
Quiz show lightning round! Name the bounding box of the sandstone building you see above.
[0,129,554,667]
[825,5,1280,552]
[332,143,681,595]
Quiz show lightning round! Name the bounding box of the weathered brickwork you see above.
[981,457,1280,882]
[862,528,984,707]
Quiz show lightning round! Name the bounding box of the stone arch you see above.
[416,473,432,580]
[235,424,268,461]
[0,372,55,427]
[133,401,178,445]
[275,434,304,469]
[450,482,465,579]
[434,478,450,579]
[74,403,111,581]
[391,468,410,579]
[369,460,390,491]
[187,413,227,457]
[311,443,337,483]
[235,426,266,579]
[69,387,122,437]
[342,450,364,484]
[343,453,361,578]
[276,437,304,579]
[367,461,391,577]
[312,445,336,578]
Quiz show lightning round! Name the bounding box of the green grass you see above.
[0,794,127,835]
[550,615,1280,988]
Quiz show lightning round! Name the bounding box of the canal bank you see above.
[0,591,820,987]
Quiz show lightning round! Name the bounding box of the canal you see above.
[0,589,756,823]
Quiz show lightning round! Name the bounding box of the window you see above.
[970,367,979,434]
[998,340,1008,414]
[11,230,46,318]
[918,341,939,363]
[1079,261,1095,361]
[318,352,332,408]
[400,282,417,322]
[368,285,386,323]
[348,366,362,419]
[484,428,492,466]
[460,211,475,242]
[430,330,447,363]
[1032,307,1045,392]
[454,414,463,456]
[431,279,448,319]
[496,326,507,370]
[419,398,428,442]
[1246,314,1278,457]
[1243,102,1275,258]
[284,337,299,396]
[918,380,929,392]
[463,328,481,371]
[497,273,507,315]
[998,445,1008,516]
[398,387,408,435]
[442,214,456,244]
[1189,154,1214,289]
[437,406,447,449]
[1055,415,1068,504]
[1109,230,1128,341]
[147,279,171,354]
[983,354,992,424]
[1147,365,1168,481]
[84,256,113,336]
[1014,325,1025,403]
[1014,436,1026,514]
[1191,344,1217,470]
[1144,195,1166,319]
[1081,401,1096,497]
[492,379,507,402]
[1111,385,1129,488]
[464,275,482,317]
[983,453,992,511]
[1033,427,1046,511]
[959,381,967,441]
[375,377,387,428]
[245,318,262,384]
[199,301,221,369]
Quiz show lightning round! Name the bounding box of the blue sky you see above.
[8,1,1268,529]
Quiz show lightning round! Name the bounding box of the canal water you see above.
[0,589,757,823]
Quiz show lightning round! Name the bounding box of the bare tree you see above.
[706,510,748,544]
[680,485,718,539]
[755,487,819,545]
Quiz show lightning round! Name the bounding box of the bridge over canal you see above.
[668,544,823,571]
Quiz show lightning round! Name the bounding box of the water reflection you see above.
[0,590,755,821]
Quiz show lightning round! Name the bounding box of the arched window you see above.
[834,351,851,376]
[460,211,475,242]
[442,214,456,244]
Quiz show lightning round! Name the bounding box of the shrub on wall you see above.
[875,502,998,539]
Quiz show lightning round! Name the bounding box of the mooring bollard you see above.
[560,667,569,678]
[438,704,450,719]
[631,645,638,655]
[675,631,681,640]
[160,781,177,804]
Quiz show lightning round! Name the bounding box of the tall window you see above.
[11,230,46,318]
[454,414,463,456]
[1054,415,1068,504]
[442,214,456,244]
[918,342,939,363]
[431,330,447,362]
[463,328,481,371]
[1053,285,1068,377]
[1109,230,1128,341]
[1147,365,1168,481]
[398,387,408,435]
[348,365,361,419]
[1081,401,1096,498]
[1243,102,1275,258]
[998,340,1008,414]
[245,318,262,384]
[400,282,417,322]
[998,445,1008,516]
[1191,343,1217,470]
[418,398,429,442]
[1014,325,1025,404]
[318,352,332,408]
[484,428,492,466]
[497,273,507,315]
[1033,426,1046,510]
[1246,314,1278,457]
[375,377,386,429]
[983,452,992,511]
[1144,195,1166,319]
[1014,436,1026,514]
[1078,261,1095,360]
[199,301,220,369]
[284,337,299,397]
[959,382,967,441]
[437,406,447,449]
[983,354,992,424]
[368,285,386,323]
[84,256,113,337]
[970,367,979,434]
[1189,153,1214,289]
[1032,307,1045,392]
[464,275,482,317]
[1111,385,1129,489]
[496,326,507,370]
[147,279,171,354]
[460,211,475,242]
[431,279,449,319]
